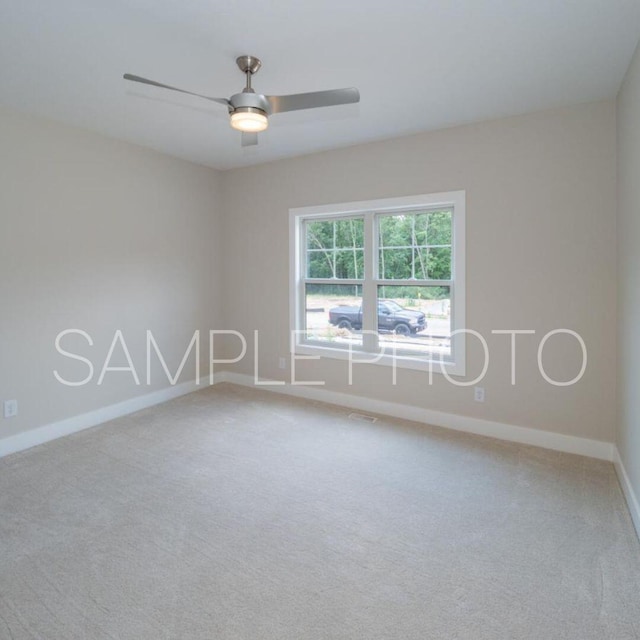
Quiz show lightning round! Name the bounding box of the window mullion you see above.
[362,213,377,352]
[411,215,416,280]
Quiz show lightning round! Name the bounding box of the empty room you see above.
[1,1,640,638]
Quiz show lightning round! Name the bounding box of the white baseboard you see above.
[3,370,633,539]
[613,447,640,541]
[0,370,614,466]
[217,371,614,462]
[0,377,216,459]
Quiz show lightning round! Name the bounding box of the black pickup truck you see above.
[328,300,426,336]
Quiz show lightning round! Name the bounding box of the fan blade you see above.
[123,74,230,107]
[241,132,258,147]
[267,88,359,114]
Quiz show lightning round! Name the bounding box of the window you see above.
[290,192,465,375]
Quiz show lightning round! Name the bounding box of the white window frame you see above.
[289,191,466,376]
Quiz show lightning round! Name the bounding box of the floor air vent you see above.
[348,412,378,423]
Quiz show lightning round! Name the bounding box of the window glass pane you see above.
[306,220,335,250]
[378,210,452,281]
[307,250,334,279]
[379,248,412,280]
[305,218,364,279]
[427,247,452,279]
[304,283,363,346]
[334,218,364,250]
[415,247,452,280]
[376,285,451,359]
[414,247,430,280]
[418,210,452,245]
[334,249,364,279]
[379,214,412,248]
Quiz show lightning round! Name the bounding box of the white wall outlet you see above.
[474,387,485,403]
[278,357,286,370]
[3,399,18,418]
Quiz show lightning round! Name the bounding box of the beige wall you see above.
[0,107,222,439]
[221,101,617,442]
[617,43,640,498]
[0,99,620,447]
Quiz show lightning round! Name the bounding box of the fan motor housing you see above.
[229,92,271,115]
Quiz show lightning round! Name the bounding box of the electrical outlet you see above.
[3,399,18,418]
[474,387,485,403]
[278,357,286,370]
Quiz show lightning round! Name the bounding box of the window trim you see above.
[289,191,466,376]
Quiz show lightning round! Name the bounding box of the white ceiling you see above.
[1,0,639,170]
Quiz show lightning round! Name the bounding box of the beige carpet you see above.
[0,383,639,639]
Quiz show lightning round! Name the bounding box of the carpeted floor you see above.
[0,383,639,639]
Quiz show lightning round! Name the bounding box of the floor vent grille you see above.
[348,412,378,423]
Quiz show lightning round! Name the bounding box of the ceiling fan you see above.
[124,55,360,147]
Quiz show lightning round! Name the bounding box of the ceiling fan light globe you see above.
[230,108,268,132]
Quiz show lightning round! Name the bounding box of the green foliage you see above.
[305,283,362,298]
[305,282,449,302]
[378,285,450,301]
[306,218,364,279]
[305,211,452,281]
[378,211,452,280]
